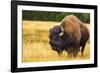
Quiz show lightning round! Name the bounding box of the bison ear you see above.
[49,28,53,34]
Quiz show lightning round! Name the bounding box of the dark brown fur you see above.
[49,15,89,57]
[79,24,89,56]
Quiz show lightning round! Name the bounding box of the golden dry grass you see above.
[22,20,90,62]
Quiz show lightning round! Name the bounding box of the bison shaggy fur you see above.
[49,15,89,57]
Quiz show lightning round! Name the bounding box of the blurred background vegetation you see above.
[22,10,90,23]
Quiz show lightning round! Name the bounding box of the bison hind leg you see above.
[81,43,86,57]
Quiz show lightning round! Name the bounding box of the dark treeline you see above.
[22,10,90,23]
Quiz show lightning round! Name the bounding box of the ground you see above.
[22,20,90,62]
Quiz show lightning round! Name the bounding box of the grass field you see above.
[22,20,90,62]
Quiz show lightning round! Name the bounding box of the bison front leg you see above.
[65,48,73,58]
[57,50,63,56]
[73,48,80,57]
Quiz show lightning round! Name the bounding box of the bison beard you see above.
[49,15,89,57]
[49,26,68,56]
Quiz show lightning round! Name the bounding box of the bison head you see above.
[49,26,68,55]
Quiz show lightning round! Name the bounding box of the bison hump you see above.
[61,15,81,42]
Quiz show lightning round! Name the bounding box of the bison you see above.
[49,15,89,57]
